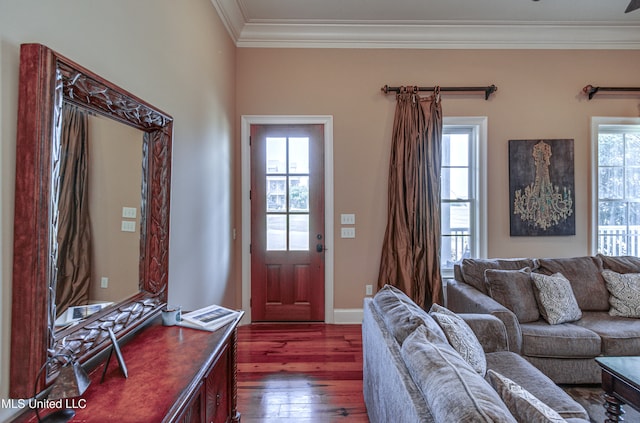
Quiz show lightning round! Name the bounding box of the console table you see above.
[14,313,243,423]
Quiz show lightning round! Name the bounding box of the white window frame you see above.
[441,117,488,278]
[591,117,640,255]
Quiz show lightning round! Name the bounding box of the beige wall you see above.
[88,115,142,304]
[0,0,235,417]
[235,48,640,310]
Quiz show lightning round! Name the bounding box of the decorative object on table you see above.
[100,327,128,382]
[33,354,90,423]
[179,304,242,332]
[161,304,182,326]
[509,139,575,236]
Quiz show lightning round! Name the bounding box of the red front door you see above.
[250,124,325,321]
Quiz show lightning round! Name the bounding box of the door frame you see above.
[241,115,334,323]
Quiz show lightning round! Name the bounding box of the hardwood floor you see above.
[237,323,369,422]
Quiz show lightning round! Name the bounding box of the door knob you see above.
[316,243,324,253]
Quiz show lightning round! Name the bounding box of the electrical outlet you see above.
[365,284,373,296]
[101,277,109,288]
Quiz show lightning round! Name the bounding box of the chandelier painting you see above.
[509,139,575,236]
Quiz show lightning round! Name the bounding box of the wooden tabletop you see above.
[596,356,640,388]
[14,315,241,423]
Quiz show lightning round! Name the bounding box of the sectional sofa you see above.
[447,255,640,384]
[362,285,590,422]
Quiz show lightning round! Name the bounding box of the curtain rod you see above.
[381,84,497,100]
[583,85,640,100]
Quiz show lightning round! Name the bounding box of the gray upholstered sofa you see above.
[447,255,640,384]
[363,285,589,423]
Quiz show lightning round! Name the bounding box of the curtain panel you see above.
[378,91,443,308]
[56,104,92,316]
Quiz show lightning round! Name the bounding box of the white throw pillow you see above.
[429,304,487,376]
[602,270,640,318]
[487,370,567,423]
[531,272,582,325]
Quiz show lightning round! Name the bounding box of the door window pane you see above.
[266,137,286,174]
[289,215,309,251]
[289,176,309,212]
[266,176,286,212]
[266,215,287,251]
[289,137,309,173]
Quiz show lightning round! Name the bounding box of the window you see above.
[441,117,487,277]
[592,118,640,256]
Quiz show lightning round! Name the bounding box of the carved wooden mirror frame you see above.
[10,43,172,398]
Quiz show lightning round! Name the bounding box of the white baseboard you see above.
[332,308,364,324]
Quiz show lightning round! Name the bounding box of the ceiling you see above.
[210,0,640,49]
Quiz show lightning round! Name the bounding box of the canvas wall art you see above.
[509,139,575,236]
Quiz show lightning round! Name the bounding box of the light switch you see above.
[121,221,136,232]
[101,277,109,289]
[122,207,137,218]
[341,227,356,238]
[341,214,356,225]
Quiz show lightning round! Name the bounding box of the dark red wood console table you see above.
[14,314,243,423]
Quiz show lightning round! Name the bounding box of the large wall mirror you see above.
[10,43,172,398]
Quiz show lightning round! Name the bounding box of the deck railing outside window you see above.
[598,225,640,256]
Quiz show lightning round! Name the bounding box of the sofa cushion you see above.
[535,256,609,311]
[531,273,582,325]
[487,370,567,423]
[372,284,448,345]
[519,321,601,358]
[486,352,589,420]
[485,267,540,323]
[460,258,537,295]
[599,254,640,274]
[574,311,640,356]
[602,270,640,317]
[401,326,517,423]
[430,304,487,375]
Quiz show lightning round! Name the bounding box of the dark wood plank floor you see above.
[237,323,369,423]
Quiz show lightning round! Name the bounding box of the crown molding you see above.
[235,23,640,49]
[210,0,246,41]
[211,0,640,49]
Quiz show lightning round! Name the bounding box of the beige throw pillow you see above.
[487,370,567,423]
[429,303,487,376]
[531,272,582,325]
[602,270,640,318]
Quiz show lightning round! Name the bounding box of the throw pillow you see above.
[531,272,582,325]
[485,267,540,323]
[402,327,517,423]
[487,370,567,423]
[429,304,487,376]
[372,285,448,345]
[602,270,640,318]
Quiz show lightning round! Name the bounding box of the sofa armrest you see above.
[447,279,523,353]
[460,313,509,353]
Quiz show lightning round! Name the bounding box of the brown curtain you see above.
[377,89,443,308]
[56,104,92,317]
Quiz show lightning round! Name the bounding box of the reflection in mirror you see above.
[54,113,143,330]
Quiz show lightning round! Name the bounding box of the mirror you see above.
[54,115,143,329]
[10,43,172,398]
